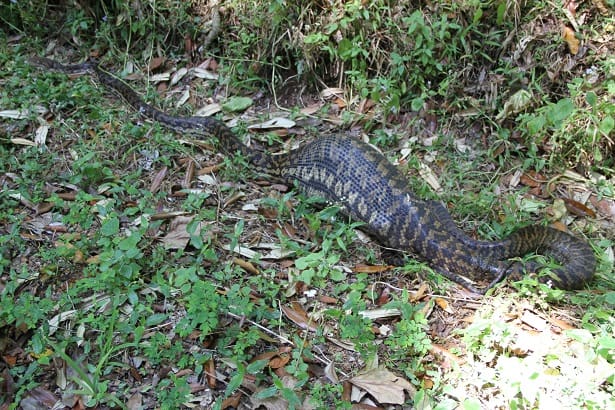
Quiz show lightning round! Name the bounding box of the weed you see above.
[518,74,615,170]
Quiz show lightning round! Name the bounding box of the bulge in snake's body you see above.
[30,57,597,292]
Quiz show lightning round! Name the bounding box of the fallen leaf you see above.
[349,367,415,405]
[281,302,318,332]
[126,392,143,410]
[148,56,165,71]
[10,137,37,146]
[319,295,338,304]
[589,195,615,218]
[358,308,401,320]
[161,215,209,249]
[19,387,58,409]
[324,362,339,383]
[592,0,609,14]
[149,166,168,193]
[561,197,596,218]
[233,257,259,274]
[195,103,223,117]
[247,117,296,130]
[193,67,219,80]
[418,162,441,193]
[170,67,188,86]
[434,297,453,314]
[519,170,546,188]
[430,344,463,369]
[222,392,242,409]
[205,358,216,388]
[353,264,393,273]
[300,103,322,115]
[495,89,533,120]
[562,26,580,55]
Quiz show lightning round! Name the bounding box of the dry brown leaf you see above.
[19,387,58,409]
[149,166,168,193]
[430,344,463,369]
[324,362,339,383]
[549,317,576,331]
[2,354,17,367]
[349,367,415,405]
[183,160,195,188]
[562,26,580,55]
[409,283,428,302]
[434,297,453,314]
[592,0,609,14]
[590,195,615,218]
[161,215,208,249]
[376,286,390,306]
[353,264,393,273]
[233,257,259,274]
[222,392,242,409]
[148,56,165,71]
[561,197,596,218]
[126,392,143,410]
[268,353,291,369]
[300,103,322,116]
[205,358,216,388]
[281,302,318,332]
[564,0,577,16]
[519,171,546,187]
[319,295,338,304]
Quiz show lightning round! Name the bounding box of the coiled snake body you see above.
[31,57,596,293]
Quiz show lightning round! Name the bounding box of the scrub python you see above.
[30,56,597,293]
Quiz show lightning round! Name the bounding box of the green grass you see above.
[1,1,614,408]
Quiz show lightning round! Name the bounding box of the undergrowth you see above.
[1,0,614,408]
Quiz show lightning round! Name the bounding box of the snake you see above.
[30,56,596,293]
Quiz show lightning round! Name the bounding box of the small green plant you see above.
[518,75,614,170]
[156,374,192,409]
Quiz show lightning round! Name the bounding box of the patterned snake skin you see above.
[31,57,596,293]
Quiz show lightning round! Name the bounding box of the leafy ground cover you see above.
[1,1,614,409]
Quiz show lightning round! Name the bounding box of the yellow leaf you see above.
[562,26,579,55]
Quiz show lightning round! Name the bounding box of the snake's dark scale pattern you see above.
[31,57,597,293]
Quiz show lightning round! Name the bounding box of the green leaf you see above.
[253,385,278,399]
[329,268,346,282]
[119,232,140,250]
[225,365,245,396]
[604,291,615,304]
[496,2,507,25]
[100,216,119,236]
[547,98,574,125]
[222,96,253,112]
[599,116,614,136]
[411,96,424,112]
[146,313,168,326]
[247,359,269,374]
[586,91,597,107]
[463,398,482,410]
[526,115,546,135]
